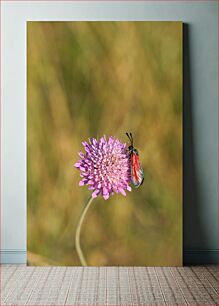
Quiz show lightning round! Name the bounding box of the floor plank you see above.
[1,265,218,305]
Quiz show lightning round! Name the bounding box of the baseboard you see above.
[0,249,218,265]
[183,249,218,265]
[0,250,26,264]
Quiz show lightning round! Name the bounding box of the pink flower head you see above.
[74,136,131,200]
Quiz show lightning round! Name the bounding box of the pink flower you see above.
[74,136,131,200]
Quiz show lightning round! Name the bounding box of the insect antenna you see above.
[126,132,131,142]
[130,133,133,146]
[126,132,133,146]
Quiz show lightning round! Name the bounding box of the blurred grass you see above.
[27,21,182,266]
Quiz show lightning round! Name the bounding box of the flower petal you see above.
[127,185,132,192]
[118,187,126,196]
[92,189,100,198]
[103,193,109,200]
[75,135,132,199]
[74,162,81,168]
[79,180,85,186]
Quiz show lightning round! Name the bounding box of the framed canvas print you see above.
[27,21,182,266]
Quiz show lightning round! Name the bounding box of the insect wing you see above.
[131,152,144,188]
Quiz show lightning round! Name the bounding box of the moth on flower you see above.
[126,132,144,188]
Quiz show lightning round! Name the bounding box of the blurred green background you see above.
[27,21,182,266]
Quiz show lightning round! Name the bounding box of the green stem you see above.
[75,196,94,266]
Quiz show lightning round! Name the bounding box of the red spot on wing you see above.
[131,153,141,181]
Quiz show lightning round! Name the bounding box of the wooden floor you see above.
[1,265,218,305]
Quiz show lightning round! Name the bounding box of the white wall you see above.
[1,1,218,263]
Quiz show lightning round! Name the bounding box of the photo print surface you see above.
[27,21,182,266]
